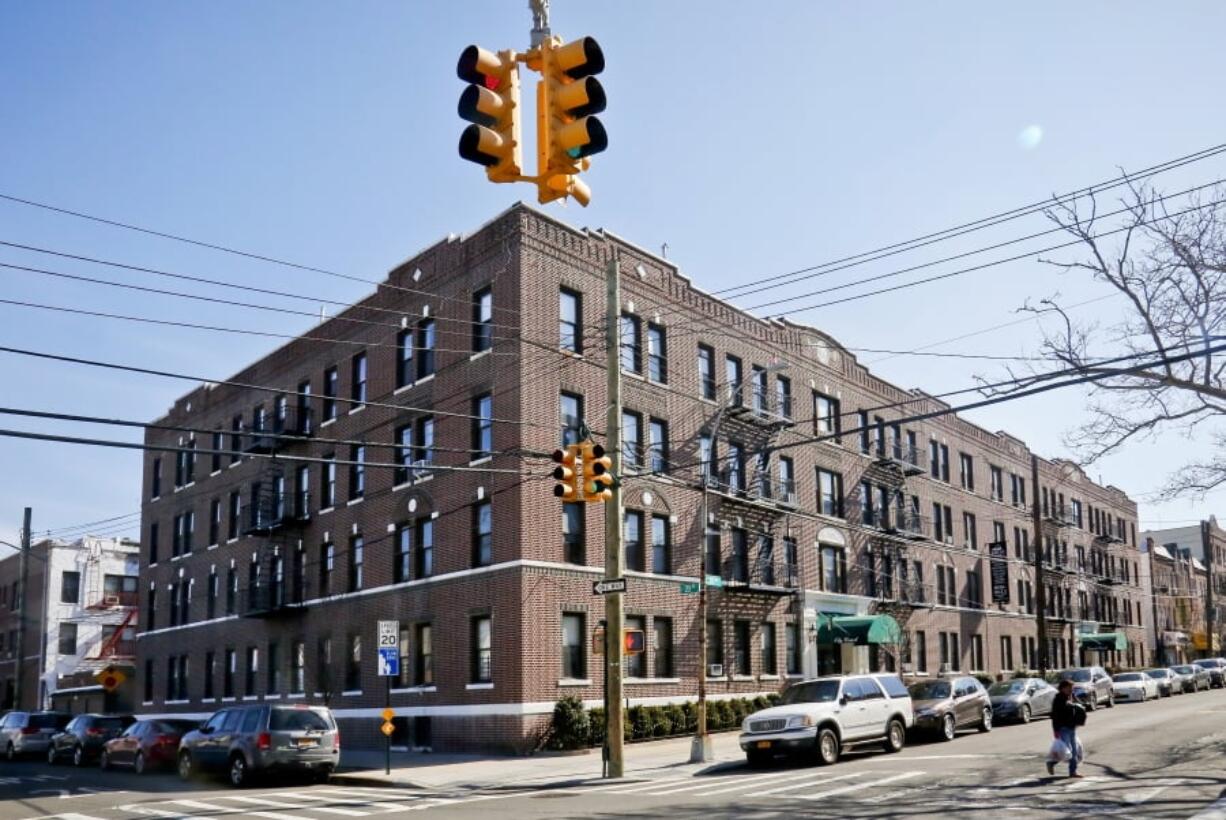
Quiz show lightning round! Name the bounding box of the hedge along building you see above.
[136,203,1147,754]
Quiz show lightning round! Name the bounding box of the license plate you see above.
[756,741,771,750]
[295,738,319,748]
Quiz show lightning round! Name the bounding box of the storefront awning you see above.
[1078,632,1128,651]
[816,614,902,646]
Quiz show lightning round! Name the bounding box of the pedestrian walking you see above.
[1047,679,1086,778]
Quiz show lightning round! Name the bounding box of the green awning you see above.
[816,614,903,646]
[1078,632,1128,651]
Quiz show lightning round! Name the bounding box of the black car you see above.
[1194,658,1226,688]
[47,714,135,767]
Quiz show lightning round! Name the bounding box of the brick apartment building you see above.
[137,203,1147,753]
[1142,517,1226,661]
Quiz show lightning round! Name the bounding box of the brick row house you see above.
[1142,517,1226,662]
[137,203,1147,753]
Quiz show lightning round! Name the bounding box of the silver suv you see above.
[177,704,339,786]
[1,711,72,760]
[739,674,914,766]
[1059,666,1114,710]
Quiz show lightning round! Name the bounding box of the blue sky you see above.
[2,1,1225,549]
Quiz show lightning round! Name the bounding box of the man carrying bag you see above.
[1047,679,1086,778]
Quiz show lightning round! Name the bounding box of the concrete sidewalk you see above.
[333,732,745,790]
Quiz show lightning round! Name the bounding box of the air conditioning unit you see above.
[708,663,724,678]
[103,595,120,606]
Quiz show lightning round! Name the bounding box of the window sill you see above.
[226,537,239,545]
[349,405,366,415]
[558,678,593,687]
[414,474,434,485]
[242,696,259,701]
[211,470,221,478]
[142,700,154,706]
[625,677,680,685]
[207,544,218,550]
[229,461,241,469]
[222,697,237,702]
[265,694,281,700]
[784,674,804,680]
[319,507,335,516]
[759,674,781,681]
[470,350,491,362]
[151,495,161,503]
[469,456,492,466]
[707,676,729,683]
[165,700,191,706]
[342,690,363,697]
[415,373,435,386]
[732,675,755,682]
[391,685,437,694]
[393,481,411,492]
[320,418,336,429]
[466,682,494,690]
[347,497,364,507]
[286,693,306,699]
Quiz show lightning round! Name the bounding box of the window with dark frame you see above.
[814,392,840,439]
[322,366,338,421]
[350,352,367,406]
[648,417,669,474]
[394,523,411,584]
[473,501,492,566]
[415,518,433,578]
[345,633,361,691]
[651,514,671,574]
[624,615,646,678]
[697,344,716,400]
[621,410,642,469]
[733,620,751,675]
[624,510,644,572]
[473,287,493,353]
[646,322,667,383]
[349,535,364,591]
[760,622,777,675]
[471,616,492,683]
[560,392,583,447]
[415,623,434,685]
[349,445,365,500]
[620,312,642,374]
[416,319,436,380]
[653,617,673,678]
[562,613,585,679]
[559,288,582,353]
[396,329,414,388]
[472,394,493,458]
[60,571,80,604]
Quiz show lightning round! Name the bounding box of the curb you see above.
[331,772,426,789]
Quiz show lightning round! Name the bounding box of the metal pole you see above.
[600,618,608,778]
[603,253,625,778]
[385,676,390,775]
[1203,520,1215,658]
[692,406,724,764]
[14,507,31,710]
[1030,456,1048,676]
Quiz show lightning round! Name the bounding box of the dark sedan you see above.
[47,714,135,766]
[987,677,1057,723]
[1194,658,1226,688]
[908,676,993,740]
[102,718,199,773]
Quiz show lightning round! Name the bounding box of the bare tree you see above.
[987,180,1226,497]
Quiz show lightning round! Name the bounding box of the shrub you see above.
[547,695,590,751]
[666,704,688,735]
[588,706,606,748]
[680,701,698,734]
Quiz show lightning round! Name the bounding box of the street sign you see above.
[381,707,395,722]
[704,574,724,589]
[95,665,126,693]
[378,648,400,677]
[377,620,399,649]
[381,721,395,737]
[988,541,1010,604]
[592,578,627,595]
[679,582,699,594]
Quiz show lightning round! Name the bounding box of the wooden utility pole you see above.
[14,507,32,710]
[692,406,725,764]
[1030,455,1048,676]
[602,253,625,778]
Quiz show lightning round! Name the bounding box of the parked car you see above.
[178,704,339,786]
[101,718,199,773]
[1144,668,1177,697]
[1173,664,1211,692]
[0,711,72,760]
[1111,672,1160,702]
[47,714,135,766]
[1058,667,1114,710]
[908,676,993,740]
[987,677,1056,723]
[1194,658,1226,688]
[738,674,914,766]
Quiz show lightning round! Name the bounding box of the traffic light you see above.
[552,445,580,502]
[537,36,607,206]
[457,45,523,183]
[582,442,613,503]
[622,628,645,656]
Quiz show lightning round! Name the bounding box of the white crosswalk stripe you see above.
[256,791,373,815]
[572,776,691,793]
[644,770,819,796]
[753,773,862,797]
[792,771,924,800]
[700,770,847,796]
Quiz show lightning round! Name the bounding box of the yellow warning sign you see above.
[381,707,395,722]
[380,721,395,737]
[95,666,126,692]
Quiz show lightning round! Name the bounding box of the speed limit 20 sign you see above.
[378,620,399,648]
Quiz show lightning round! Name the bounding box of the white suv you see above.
[739,674,914,766]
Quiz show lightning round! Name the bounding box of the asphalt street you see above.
[4,688,1226,819]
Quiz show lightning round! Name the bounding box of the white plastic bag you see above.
[1075,737,1085,763]
[1047,738,1072,763]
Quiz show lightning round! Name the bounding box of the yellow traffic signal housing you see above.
[457,45,523,183]
[622,628,646,656]
[582,442,613,503]
[537,36,607,206]
[552,445,581,502]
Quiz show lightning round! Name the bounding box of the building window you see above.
[785,623,800,675]
[416,319,435,379]
[959,452,975,491]
[415,519,433,578]
[151,458,162,499]
[817,469,843,517]
[752,366,768,416]
[349,445,366,500]
[697,344,716,400]
[414,417,434,479]
[760,622,777,675]
[1001,635,1013,671]
[707,620,724,670]
[620,312,642,374]
[562,613,585,679]
[777,457,795,503]
[322,366,338,421]
[699,433,714,482]
[932,503,953,542]
[58,622,78,655]
[349,536,364,591]
[208,498,221,546]
[653,617,674,678]
[559,288,582,353]
[166,657,177,702]
[560,392,583,447]
[350,352,367,406]
[345,633,361,692]
[471,616,492,683]
[733,621,751,675]
[268,642,281,694]
[963,511,978,549]
[245,646,259,696]
[414,623,433,685]
[704,527,721,576]
[225,567,236,614]
[473,501,492,566]
[990,466,1004,501]
[622,410,642,469]
[776,376,792,420]
[473,286,493,352]
[912,631,927,673]
[648,418,669,474]
[725,355,743,406]
[820,545,847,593]
[472,394,493,458]
[394,424,412,485]
[225,491,238,540]
[624,510,644,572]
[730,528,749,582]
[203,651,216,700]
[971,635,984,671]
[320,542,335,596]
[966,568,982,609]
[646,323,667,383]
[61,571,80,604]
[291,641,305,694]
[814,392,840,440]
[148,521,159,565]
[223,648,236,698]
[296,381,312,435]
[206,570,217,619]
[726,441,745,492]
[396,329,414,388]
[651,514,671,574]
[394,523,411,584]
[562,503,585,564]
[322,455,336,508]
[316,637,332,695]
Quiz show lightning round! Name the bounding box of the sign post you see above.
[377,620,399,776]
[988,542,1010,604]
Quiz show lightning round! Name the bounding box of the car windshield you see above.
[1195,660,1218,668]
[1173,666,1195,674]
[94,717,129,730]
[908,681,952,699]
[156,719,199,734]
[1061,669,1092,682]
[29,714,70,730]
[780,680,841,705]
[1114,673,1143,682]
[988,681,1026,695]
[269,708,333,732]
[1145,669,1169,678]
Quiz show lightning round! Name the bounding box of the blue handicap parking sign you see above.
[377,647,400,677]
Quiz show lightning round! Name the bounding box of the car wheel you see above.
[47,745,57,764]
[228,754,248,788]
[1020,704,1032,724]
[178,751,195,781]
[134,751,146,775]
[979,708,993,733]
[1088,693,1098,711]
[816,728,840,765]
[313,766,333,785]
[72,745,85,767]
[940,713,956,742]
[5,743,14,762]
[1107,693,1115,708]
[882,719,905,753]
[100,750,110,771]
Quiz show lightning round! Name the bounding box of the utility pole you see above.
[602,253,625,778]
[692,406,726,764]
[14,507,31,710]
[1030,455,1048,676]
[1203,520,1215,658]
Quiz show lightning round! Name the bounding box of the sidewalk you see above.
[333,732,745,790]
